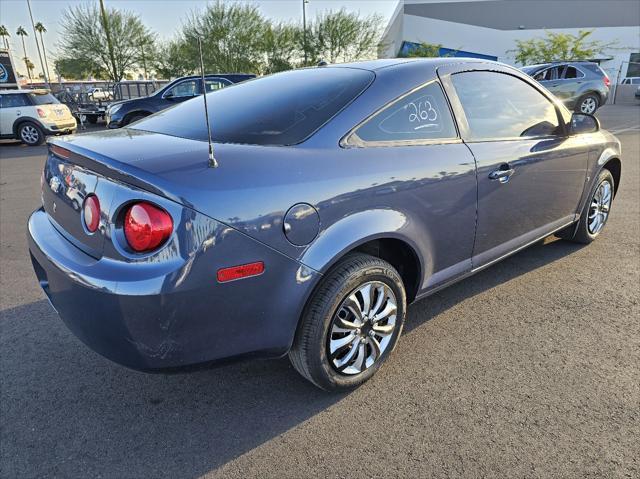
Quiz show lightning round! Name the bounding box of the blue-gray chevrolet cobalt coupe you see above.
[28,59,622,391]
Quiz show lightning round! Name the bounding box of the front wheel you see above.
[560,169,615,244]
[289,253,406,391]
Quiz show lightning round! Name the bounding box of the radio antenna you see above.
[198,37,218,168]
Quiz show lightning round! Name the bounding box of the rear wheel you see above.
[289,253,406,391]
[559,169,614,244]
[576,93,599,114]
[18,122,45,146]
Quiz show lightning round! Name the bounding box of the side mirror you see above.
[164,92,175,100]
[570,113,600,135]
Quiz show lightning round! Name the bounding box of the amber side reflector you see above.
[217,262,265,283]
[50,144,71,159]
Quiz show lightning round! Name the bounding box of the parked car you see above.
[105,73,255,128]
[636,86,640,100]
[522,61,610,114]
[0,89,76,145]
[28,59,622,391]
[621,77,640,85]
[87,87,113,102]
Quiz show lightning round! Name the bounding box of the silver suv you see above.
[522,61,610,114]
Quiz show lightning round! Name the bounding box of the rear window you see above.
[131,68,375,146]
[28,93,60,105]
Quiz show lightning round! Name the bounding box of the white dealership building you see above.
[380,0,640,82]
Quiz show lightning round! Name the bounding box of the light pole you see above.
[26,0,49,86]
[302,0,309,65]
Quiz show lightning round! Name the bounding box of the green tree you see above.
[0,25,9,49]
[511,30,616,65]
[305,9,383,65]
[16,26,31,79]
[399,42,444,58]
[57,2,155,81]
[180,1,269,74]
[24,57,35,78]
[54,57,105,80]
[34,22,52,82]
[153,39,193,78]
[263,22,300,73]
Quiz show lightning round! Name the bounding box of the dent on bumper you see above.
[28,207,320,371]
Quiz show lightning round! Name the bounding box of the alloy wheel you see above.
[588,179,612,235]
[327,281,398,375]
[20,125,40,144]
[580,97,597,114]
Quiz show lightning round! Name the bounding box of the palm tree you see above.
[16,26,30,80]
[34,22,51,82]
[24,57,35,78]
[0,25,9,50]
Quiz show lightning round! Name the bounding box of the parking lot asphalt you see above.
[1,105,638,478]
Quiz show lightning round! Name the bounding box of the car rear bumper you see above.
[28,207,320,371]
[43,121,77,135]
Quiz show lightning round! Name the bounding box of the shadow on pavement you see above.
[0,236,584,478]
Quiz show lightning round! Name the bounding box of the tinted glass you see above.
[564,67,582,79]
[133,68,375,146]
[534,66,562,81]
[28,93,59,105]
[452,71,561,140]
[2,94,29,108]
[167,80,199,98]
[355,81,456,143]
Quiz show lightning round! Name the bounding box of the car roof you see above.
[327,57,490,72]
[0,89,50,94]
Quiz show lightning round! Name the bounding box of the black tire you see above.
[575,93,600,114]
[289,253,407,391]
[87,116,98,124]
[18,122,45,146]
[125,113,147,126]
[559,169,615,244]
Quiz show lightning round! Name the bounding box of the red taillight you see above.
[217,262,265,283]
[604,76,611,88]
[124,202,173,252]
[36,107,47,118]
[83,195,101,233]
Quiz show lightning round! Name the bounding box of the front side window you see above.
[534,66,562,81]
[451,71,561,140]
[166,80,198,98]
[351,81,457,144]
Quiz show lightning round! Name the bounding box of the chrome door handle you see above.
[489,167,515,183]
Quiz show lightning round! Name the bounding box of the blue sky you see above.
[1,0,399,77]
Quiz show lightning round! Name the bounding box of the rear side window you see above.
[134,68,375,146]
[451,71,561,141]
[1,94,29,108]
[352,81,457,144]
[563,67,584,79]
[28,93,59,105]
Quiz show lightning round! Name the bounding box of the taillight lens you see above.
[124,202,173,252]
[83,195,101,233]
[604,76,611,88]
[36,108,47,118]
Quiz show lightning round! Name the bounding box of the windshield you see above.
[28,93,60,105]
[520,66,540,75]
[132,67,375,146]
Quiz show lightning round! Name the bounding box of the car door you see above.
[343,80,478,290]
[534,65,566,100]
[0,93,29,137]
[162,79,200,105]
[439,66,589,268]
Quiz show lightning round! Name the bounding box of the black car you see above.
[105,74,255,128]
[521,61,610,114]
